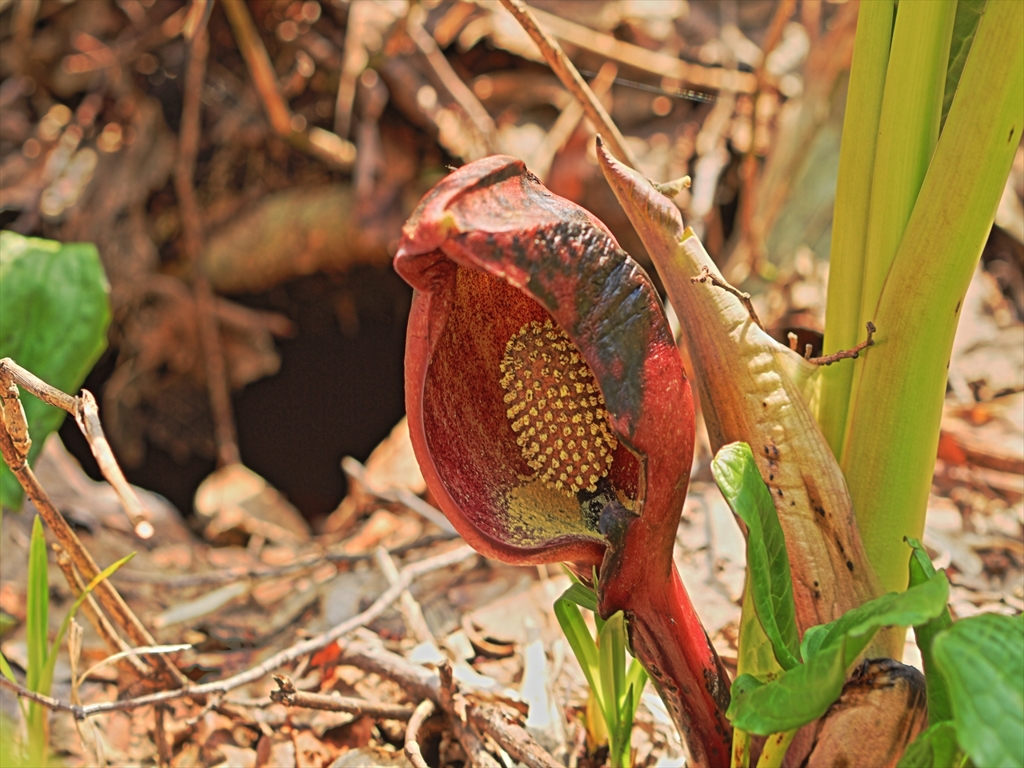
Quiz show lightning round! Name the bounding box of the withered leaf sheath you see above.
[395,156,731,768]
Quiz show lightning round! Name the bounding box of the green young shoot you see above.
[554,582,647,767]
[12,516,135,766]
[25,516,50,767]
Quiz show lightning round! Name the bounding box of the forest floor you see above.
[0,1,1021,766]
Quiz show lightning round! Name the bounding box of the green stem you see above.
[817,0,894,454]
[755,730,797,768]
[852,0,955,364]
[731,729,751,768]
[842,0,1024,592]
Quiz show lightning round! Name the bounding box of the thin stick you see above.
[342,456,455,533]
[407,11,496,150]
[175,21,240,469]
[808,322,876,366]
[270,675,415,720]
[690,265,764,330]
[405,699,437,768]
[116,532,458,588]
[222,0,355,168]
[0,545,477,719]
[528,60,617,181]
[53,546,151,680]
[220,0,290,135]
[341,640,561,768]
[377,546,435,646]
[438,663,502,768]
[497,0,638,169]
[523,3,755,94]
[0,359,152,537]
[467,700,563,768]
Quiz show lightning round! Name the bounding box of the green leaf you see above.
[941,0,987,128]
[0,232,110,510]
[897,722,962,768]
[624,657,647,720]
[728,572,949,734]
[806,570,950,662]
[599,611,626,731]
[932,613,1024,768]
[712,443,800,670]
[558,582,599,614]
[906,538,953,723]
[728,646,847,734]
[554,595,603,712]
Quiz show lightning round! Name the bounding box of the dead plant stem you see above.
[496,0,638,169]
[175,23,240,469]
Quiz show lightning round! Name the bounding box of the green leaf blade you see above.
[25,516,49,694]
[712,443,800,670]
[0,232,110,509]
[554,596,603,711]
[906,538,953,723]
[942,0,987,128]
[932,613,1024,768]
[897,722,961,768]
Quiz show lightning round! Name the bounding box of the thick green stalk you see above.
[817,0,893,455]
[842,0,1024,592]
[852,0,955,367]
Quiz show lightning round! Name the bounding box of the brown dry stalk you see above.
[341,640,561,768]
[175,21,240,469]
[221,0,355,168]
[0,359,152,536]
[53,547,151,680]
[271,675,416,720]
[404,698,437,768]
[496,0,638,169]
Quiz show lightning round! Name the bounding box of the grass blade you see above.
[554,595,604,711]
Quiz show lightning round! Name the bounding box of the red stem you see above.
[599,507,732,768]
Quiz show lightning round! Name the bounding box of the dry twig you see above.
[341,638,562,768]
[523,3,756,95]
[405,698,438,768]
[174,17,240,470]
[496,0,637,169]
[690,265,764,330]
[0,359,152,537]
[221,0,355,168]
[808,323,876,366]
[270,675,416,720]
[407,8,496,153]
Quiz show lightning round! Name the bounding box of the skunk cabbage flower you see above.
[395,156,731,768]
